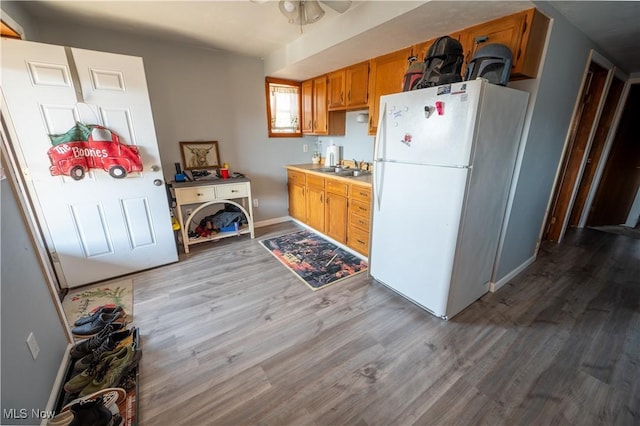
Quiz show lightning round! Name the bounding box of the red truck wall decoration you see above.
[48,122,143,180]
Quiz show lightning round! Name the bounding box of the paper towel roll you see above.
[324,144,340,167]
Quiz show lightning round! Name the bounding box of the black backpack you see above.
[414,36,464,89]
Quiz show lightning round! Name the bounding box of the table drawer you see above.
[216,183,248,199]
[176,187,216,204]
[350,185,371,203]
[347,226,369,256]
[326,178,349,196]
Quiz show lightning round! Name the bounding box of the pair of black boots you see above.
[69,397,120,426]
[49,396,120,426]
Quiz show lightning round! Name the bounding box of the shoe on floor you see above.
[74,305,126,327]
[68,396,114,426]
[79,345,141,397]
[73,328,138,373]
[71,312,127,337]
[70,325,119,359]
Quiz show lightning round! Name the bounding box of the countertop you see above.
[286,164,372,186]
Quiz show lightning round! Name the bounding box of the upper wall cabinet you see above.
[367,47,413,135]
[461,8,549,79]
[328,61,370,111]
[302,75,346,136]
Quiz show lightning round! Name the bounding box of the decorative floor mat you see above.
[259,229,368,291]
[62,278,133,328]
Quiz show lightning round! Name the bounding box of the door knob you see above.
[153,179,163,186]
[150,165,160,172]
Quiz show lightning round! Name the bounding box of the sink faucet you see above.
[353,158,360,169]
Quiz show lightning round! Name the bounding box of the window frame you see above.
[265,77,302,138]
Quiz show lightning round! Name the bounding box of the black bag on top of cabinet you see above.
[402,55,424,91]
[414,36,464,89]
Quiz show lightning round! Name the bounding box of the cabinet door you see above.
[306,186,325,232]
[328,69,346,110]
[313,76,328,134]
[368,47,412,135]
[301,79,314,134]
[325,193,348,243]
[463,8,547,78]
[346,61,369,108]
[288,182,306,222]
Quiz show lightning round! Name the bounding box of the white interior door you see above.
[1,39,177,288]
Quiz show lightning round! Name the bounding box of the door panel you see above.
[1,39,177,287]
[588,84,640,226]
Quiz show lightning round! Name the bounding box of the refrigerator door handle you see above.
[374,102,387,211]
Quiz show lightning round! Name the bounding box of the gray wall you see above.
[494,3,595,280]
[1,5,69,425]
[1,177,69,425]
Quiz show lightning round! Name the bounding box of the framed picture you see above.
[180,141,221,171]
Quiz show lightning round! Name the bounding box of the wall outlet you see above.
[303,144,308,153]
[253,198,259,208]
[26,332,39,360]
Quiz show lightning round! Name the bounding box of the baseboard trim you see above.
[254,216,291,228]
[42,343,72,425]
[489,255,536,293]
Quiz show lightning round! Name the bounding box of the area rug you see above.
[62,278,133,329]
[259,229,368,291]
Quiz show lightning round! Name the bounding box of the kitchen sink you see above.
[315,167,370,177]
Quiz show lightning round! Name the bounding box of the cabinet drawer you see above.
[350,199,370,218]
[350,185,371,203]
[326,178,349,196]
[349,209,370,231]
[176,187,216,204]
[216,183,248,199]
[307,174,325,188]
[287,170,306,185]
[347,226,369,256]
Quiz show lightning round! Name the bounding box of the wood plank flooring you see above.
[128,222,639,425]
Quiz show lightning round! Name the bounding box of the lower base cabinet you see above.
[287,167,372,257]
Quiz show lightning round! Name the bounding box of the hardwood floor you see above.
[129,222,639,425]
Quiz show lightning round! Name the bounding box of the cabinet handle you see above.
[341,91,344,102]
[359,220,366,226]
[197,193,203,196]
[357,239,365,244]
[359,206,366,211]
[320,194,323,203]
[231,190,239,193]
[347,90,351,102]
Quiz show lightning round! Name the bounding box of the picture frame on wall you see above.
[180,141,221,171]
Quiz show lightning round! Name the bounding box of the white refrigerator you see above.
[370,79,528,320]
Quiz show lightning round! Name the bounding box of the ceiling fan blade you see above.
[320,1,352,14]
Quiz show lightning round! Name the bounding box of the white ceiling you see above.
[15,1,640,79]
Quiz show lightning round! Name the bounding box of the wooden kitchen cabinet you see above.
[287,170,306,222]
[347,184,372,256]
[328,61,370,111]
[368,47,413,135]
[328,69,345,110]
[461,8,548,79]
[302,75,346,135]
[306,174,325,232]
[325,179,349,244]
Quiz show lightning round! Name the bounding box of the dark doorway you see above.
[568,75,625,227]
[544,61,609,242]
[587,83,640,227]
